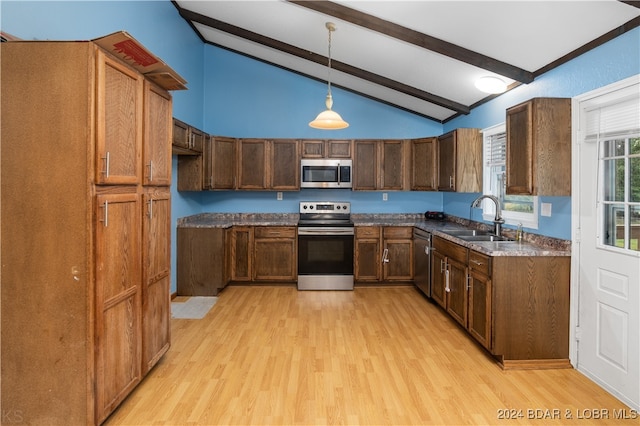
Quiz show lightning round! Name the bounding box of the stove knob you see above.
[309,205,314,209]
[336,205,341,210]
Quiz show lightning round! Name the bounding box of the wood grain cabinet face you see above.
[177,227,228,296]
[208,136,236,189]
[467,251,492,350]
[238,139,268,189]
[253,227,297,281]
[436,129,482,192]
[96,50,143,185]
[354,140,408,191]
[94,192,142,422]
[355,226,413,283]
[506,98,571,196]
[142,189,171,373]
[143,82,172,186]
[270,139,300,190]
[301,139,352,158]
[411,137,437,191]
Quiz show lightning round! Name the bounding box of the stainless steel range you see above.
[297,201,354,290]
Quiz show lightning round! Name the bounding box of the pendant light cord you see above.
[327,24,333,98]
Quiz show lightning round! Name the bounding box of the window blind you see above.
[485,132,506,166]
[585,95,640,140]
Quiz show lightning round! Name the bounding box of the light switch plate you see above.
[541,202,552,217]
[382,193,388,201]
[277,192,283,201]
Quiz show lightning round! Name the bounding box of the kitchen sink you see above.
[441,229,514,242]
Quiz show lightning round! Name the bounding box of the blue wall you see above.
[3,1,639,292]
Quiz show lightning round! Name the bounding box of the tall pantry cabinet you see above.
[1,39,178,425]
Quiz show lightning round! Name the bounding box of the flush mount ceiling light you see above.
[309,22,349,130]
[475,76,508,94]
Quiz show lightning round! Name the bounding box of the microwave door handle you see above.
[337,164,341,186]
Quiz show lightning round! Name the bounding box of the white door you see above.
[573,75,640,410]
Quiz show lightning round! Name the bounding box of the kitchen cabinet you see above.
[431,236,468,326]
[229,226,253,282]
[436,128,482,192]
[467,251,492,350]
[177,227,228,296]
[355,226,413,283]
[353,140,409,190]
[1,39,176,425]
[238,139,269,189]
[143,82,173,186]
[253,227,297,281]
[206,136,237,190]
[237,139,300,190]
[270,139,300,190]
[142,189,171,374]
[431,235,570,369]
[301,139,352,158]
[506,97,571,195]
[410,137,437,191]
[172,117,204,155]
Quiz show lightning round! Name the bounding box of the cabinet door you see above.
[353,140,378,190]
[143,82,172,186]
[177,227,227,295]
[237,139,268,189]
[411,137,437,191]
[446,257,468,327]
[95,50,143,185]
[468,270,492,350]
[431,250,447,308]
[94,192,141,423]
[142,189,171,374]
[270,139,300,190]
[253,227,297,281]
[301,140,325,158]
[327,140,352,158]
[380,140,406,190]
[355,227,381,281]
[383,238,413,281]
[210,136,236,189]
[172,118,190,151]
[506,101,534,194]
[229,227,253,281]
[437,131,456,191]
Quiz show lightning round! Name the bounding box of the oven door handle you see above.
[298,227,354,236]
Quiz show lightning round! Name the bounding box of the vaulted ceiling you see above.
[173,0,640,123]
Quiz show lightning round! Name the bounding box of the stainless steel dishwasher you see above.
[413,228,432,297]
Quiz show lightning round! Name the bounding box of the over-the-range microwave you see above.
[300,159,352,189]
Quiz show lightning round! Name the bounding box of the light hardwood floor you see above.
[105,286,635,425]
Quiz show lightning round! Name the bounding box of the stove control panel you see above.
[299,201,351,214]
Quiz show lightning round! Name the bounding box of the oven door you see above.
[297,227,354,290]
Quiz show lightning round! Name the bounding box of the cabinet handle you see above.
[445,269,450,292]
[102,151,110,178]
[100,200,109,227]
[466,274,471,290]
[449,176,453,188]
[147,199,153,219]
[147,160,154,181]
[440,259,446,273]
[424,246,429,255]
[382,248,390,263]
[470,259,483,266]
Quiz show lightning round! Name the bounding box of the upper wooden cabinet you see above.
[143,82,172,186]
[506,98,571,196]
[353,140,408,190]
[207,136,237,190]
[301,139,352,158]
[410,137,437,191]
[270,139,300,190]
[437,128,482,192]
[172,118,204,155]
[96,50,143,185]
[237,139,268,189]
[237,139,300,190]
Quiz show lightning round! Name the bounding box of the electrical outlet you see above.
[277,192,283,201]
[541,202,552,217]
[382,193,388,201]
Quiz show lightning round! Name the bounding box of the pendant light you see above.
[309,22,349,130]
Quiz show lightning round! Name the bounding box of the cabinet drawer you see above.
[433,236,467,264]
[254,226,296,239]
[468,250,491,276]
[383,226,412,239]
[356,226,380,239]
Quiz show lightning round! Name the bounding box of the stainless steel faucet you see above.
[471,195,505,236]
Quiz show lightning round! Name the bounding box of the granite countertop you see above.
[178,213,571,257]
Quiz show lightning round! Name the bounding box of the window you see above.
[587,95,640,252]
[481,124,538,228]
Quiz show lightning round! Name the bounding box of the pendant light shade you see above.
[309,22,349,130]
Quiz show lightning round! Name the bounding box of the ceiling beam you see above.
[288,0,535,84]
[178,7,470,114]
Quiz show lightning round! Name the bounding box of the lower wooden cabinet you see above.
[253,227,297,281]
[355,226,413,283]
[430,235,570,369]
[177,227,228,296]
